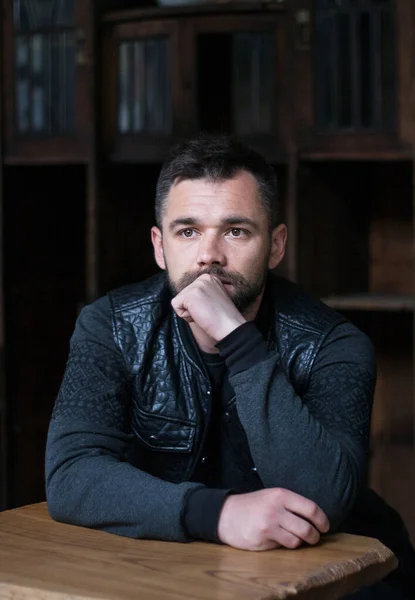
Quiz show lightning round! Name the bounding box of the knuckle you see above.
[307,503,319,519]
[286,536,301,549]
[292,537,302,549]
[311,531,320,545]
[301,523,314,538]
[272,488,284,501]
[257,518,270,537]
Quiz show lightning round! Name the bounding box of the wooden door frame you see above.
[86,0,99,304]
[0,0,9,511]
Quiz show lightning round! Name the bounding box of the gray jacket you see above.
[45,272,376,540]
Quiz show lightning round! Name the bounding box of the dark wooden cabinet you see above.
[290,0,412,159]
[102,4,289,163]
[2,0,94,163]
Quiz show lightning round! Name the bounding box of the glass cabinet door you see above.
[3,0,93,162]
[315,0,396,132]
[102,18,182,162]
[13,0,76,136]
[189,13,287,162]
[118,37,171,136]
[233,31,275,137]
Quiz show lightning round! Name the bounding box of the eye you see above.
[227,228,249,238]
[179,228,196,238]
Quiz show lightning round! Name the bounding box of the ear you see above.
[151,226,166,270]
[268,224,287,270]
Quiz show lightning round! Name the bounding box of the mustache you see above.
[175,266,248,289]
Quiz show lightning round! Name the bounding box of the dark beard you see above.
[167,264,267,313]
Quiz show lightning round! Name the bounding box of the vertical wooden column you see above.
[86,163,99,303]
[411,2,415,487]
[85,1,99,304]
[407,1,415,493]
[413,152,415,458]
[286,147,298,283]
[0,0,8,510]
[284,5,299,284]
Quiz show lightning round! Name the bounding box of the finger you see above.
[180,314,195,323]
[279,511,320,545]
[174,309,194,323]
[281,492,330,533]
[270,525,302,550]
[170,301,194,323]
[210,275,226,288]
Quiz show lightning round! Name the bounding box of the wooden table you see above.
[0,503,397,600]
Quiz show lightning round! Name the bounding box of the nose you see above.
[196,233,226,267]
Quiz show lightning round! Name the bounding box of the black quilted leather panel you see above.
[132,406,196,452]
[108,273,348,459]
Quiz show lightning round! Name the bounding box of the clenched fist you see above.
[171,274,246,341]
[217,488,330,551]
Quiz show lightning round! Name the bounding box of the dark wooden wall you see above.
[3,166,85,506]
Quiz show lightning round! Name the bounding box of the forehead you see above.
[163,171,265,221]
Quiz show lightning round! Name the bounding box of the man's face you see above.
[151,171,287,315]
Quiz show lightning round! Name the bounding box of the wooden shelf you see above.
[300,150,412,162]
[103,1,288,23]
[298,134,412,162]
[321,293,415,312]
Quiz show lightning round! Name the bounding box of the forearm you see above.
[45,418,203,541]
[218,322,374,528]
[230,359,363,527]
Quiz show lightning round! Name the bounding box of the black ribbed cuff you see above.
[216,321,270,376]
[182,487,233,543]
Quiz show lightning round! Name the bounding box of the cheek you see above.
[163,243,193,274]
[234,240,269,266]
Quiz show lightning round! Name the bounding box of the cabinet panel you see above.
[102,18,186,162]
[188,14,288,162]
[315,0,396,133]
[297,161,413,303]
[3,0,94,163]
[102,8,288,163]
[293,0,408,159]
[118,37,171,135]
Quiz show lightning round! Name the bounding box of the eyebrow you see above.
[168,215,259,232]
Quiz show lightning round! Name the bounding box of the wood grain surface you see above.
[0,503,398,600]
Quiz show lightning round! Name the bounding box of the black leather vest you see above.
[108,272,345,483]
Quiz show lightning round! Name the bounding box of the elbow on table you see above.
[319,446,366,531]
[46,482,67,524]
[322,479,360,532]
[45,468,77,526]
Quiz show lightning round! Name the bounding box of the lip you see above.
[210,274,232,286]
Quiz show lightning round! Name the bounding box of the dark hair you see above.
[155,133,280,233]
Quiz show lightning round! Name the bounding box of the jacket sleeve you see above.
[218,320,376,529]
[45,299,203,541]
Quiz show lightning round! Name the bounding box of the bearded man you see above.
[46,134,415,599]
